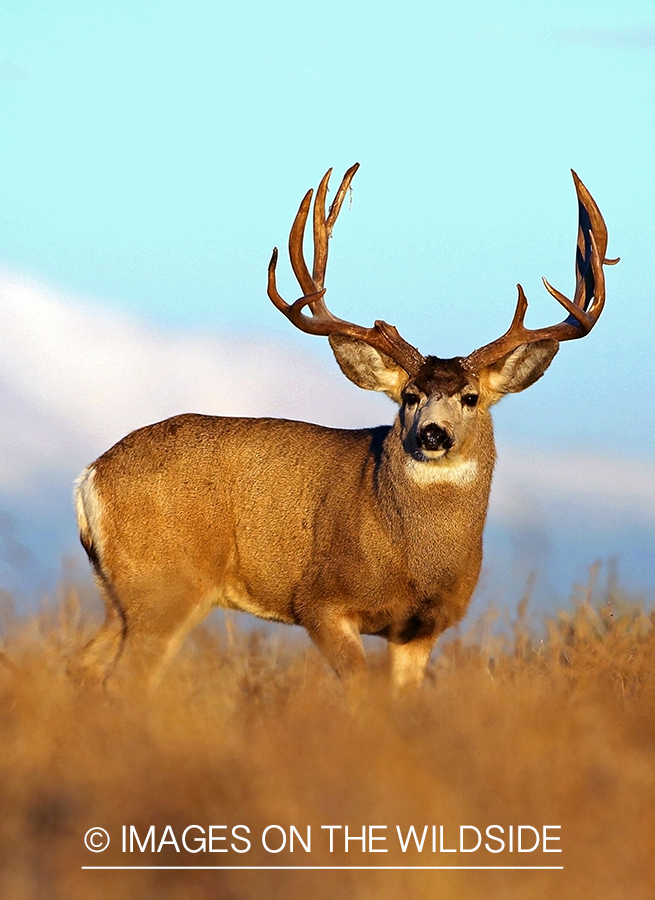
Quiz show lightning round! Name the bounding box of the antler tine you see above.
[464,172,618,374]
[313,163,360,284]
[288,188,316,297]
[310,163,360,321]
[311,168,332,303]
[267,165,425,376]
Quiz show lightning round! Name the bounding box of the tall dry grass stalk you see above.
[0,571,653,899]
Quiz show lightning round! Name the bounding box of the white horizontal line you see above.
[82,866,564,871]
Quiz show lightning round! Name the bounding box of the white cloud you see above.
[0,270,654,541]
[491,445,655,529]
[0,272,392,493]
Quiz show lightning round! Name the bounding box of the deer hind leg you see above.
[72,466,126,685]
[72,604,125,686]
[100,575,215,689]
[74,470,213,687]
[74,561,212,689]
[68,551,126,686]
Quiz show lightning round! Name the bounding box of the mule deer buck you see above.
[74,164,616,693]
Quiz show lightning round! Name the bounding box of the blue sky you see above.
[0,0,653,606]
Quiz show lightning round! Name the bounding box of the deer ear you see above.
[481,339,559,403]
[328,334,410,403]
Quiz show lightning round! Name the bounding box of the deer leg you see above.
[72,610,125,686]
[78,572,212,689]
[387,634,436,696]
[110,626,178,687]
[69,575,126,686]
[303,614,368,694]
[110,583,214,688]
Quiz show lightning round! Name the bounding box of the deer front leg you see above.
[387,633,436,696]
[387,585,476,696]
[386,608,454,696]
[302,613,368,696]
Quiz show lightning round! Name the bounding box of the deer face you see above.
[399,357,480,462]
[328,335,559,469]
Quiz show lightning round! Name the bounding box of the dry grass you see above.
[0,571,654,900]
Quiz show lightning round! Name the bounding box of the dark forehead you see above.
[411,356,472,395]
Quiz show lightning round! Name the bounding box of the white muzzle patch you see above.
[405,457,479,487]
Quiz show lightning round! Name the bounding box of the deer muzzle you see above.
[416,423,454,453]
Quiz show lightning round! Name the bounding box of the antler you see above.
[267,164,425,376]
[464,171,619,373]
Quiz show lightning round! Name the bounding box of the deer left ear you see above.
[481,339,559,402]
[328,334,410,403]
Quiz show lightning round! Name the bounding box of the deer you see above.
[73,164,616,694]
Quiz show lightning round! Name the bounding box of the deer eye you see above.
[404,393,420,407]
[462,393,479,408]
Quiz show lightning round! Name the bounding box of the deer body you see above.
[75,164,615,691]
[76,405,494,688]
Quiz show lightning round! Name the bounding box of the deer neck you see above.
[377,416,496,592]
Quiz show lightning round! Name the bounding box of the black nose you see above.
[416,423,453,452]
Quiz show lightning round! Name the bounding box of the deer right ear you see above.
[328,335,410,403]
[480,338,559,403]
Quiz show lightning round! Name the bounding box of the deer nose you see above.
[416,424,453,452]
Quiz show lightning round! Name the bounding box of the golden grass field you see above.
[0,567,653,900]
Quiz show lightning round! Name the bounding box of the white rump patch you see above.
[405,457,479,487]
[74,465,105,556]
